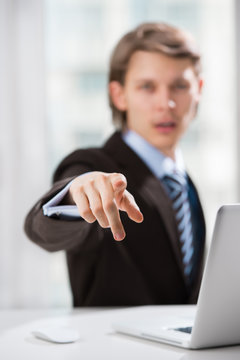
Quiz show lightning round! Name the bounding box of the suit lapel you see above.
[103,132,187,283]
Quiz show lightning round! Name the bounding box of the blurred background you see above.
[0,0,239,308]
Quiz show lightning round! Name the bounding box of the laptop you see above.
[112,204,240,349]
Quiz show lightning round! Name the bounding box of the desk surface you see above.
[0,306,240,359]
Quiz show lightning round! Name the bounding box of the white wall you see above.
[0,0,71,308]
[235,0,240,200]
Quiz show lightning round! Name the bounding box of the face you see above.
[110,51,203,159]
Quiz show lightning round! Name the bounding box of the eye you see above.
[140,82,155,91]
[172,82,189,90]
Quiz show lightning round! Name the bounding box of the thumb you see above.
[111,173,127,199]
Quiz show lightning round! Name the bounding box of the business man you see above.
[25,22,205,307]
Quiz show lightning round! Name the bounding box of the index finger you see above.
[110,173,143,226]
[98,176,126,241]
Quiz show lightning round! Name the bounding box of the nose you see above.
[168,99,176,109]
[155,88,176,110]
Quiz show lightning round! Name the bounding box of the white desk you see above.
[0,306,240,359]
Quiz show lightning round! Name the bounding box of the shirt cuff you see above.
[43,179,80,218]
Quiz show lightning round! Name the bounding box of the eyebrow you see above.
[134,76,190,84]
[134,78,157,84]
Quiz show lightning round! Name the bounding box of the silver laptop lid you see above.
[190,204,240,348]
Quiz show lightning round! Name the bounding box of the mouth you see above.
[156,121,176,127]
[154,121,177,133]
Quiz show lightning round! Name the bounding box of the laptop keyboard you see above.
[175,326,192,334]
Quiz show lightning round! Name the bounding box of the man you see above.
[25,22,205,307]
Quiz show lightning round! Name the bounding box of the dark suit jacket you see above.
[24,131,205,306]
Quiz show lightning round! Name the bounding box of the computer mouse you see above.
[32,326,80,344]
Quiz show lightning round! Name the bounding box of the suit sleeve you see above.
[24,154,105,253]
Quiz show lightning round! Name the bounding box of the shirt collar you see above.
[122,130,186,180]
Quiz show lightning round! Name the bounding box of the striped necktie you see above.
[162,173,194,280]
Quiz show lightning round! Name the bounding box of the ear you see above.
[195,77,204,102]
[109,81,127,111]
[198,77,204,93]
